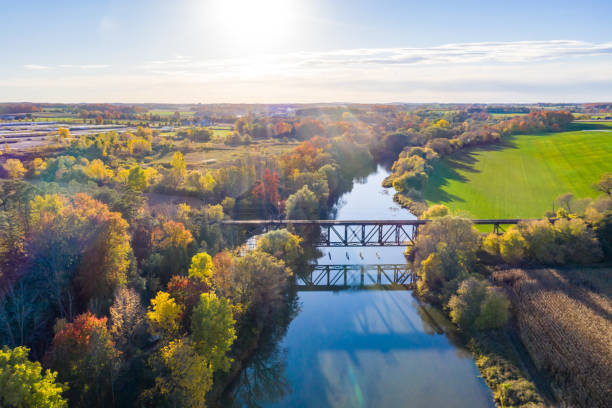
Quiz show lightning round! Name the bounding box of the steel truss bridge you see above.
[296,264,415,291]
[221,219,538,247]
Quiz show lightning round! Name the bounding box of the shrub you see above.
[498,228,526,264]
[422,204,449,219]
[449,278,510,331]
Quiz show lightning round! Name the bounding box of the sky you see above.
[1,0,611,103]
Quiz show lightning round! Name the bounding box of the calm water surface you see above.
[228,166,495,407]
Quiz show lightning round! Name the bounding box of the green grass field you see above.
[422,124,612,218]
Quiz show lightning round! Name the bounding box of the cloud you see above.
[24,64,50,70]
[7,40,612,103]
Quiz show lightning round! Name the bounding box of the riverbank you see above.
[223,166,496,407]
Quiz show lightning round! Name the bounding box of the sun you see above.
[208,0,297,47]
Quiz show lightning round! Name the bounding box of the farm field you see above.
[422,124,612,218]
[150,138,298,170]
[493,268,612,407]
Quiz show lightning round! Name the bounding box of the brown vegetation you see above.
[493,268,612,407]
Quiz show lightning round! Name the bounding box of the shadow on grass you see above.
[568,122,612,131]
[423,138,518,204]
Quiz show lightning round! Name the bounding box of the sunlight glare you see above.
[210,0,297,47]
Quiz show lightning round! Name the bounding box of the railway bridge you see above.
[297,264,415,291]
[221,218,541,247]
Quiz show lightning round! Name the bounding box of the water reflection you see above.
[224,166,494,407]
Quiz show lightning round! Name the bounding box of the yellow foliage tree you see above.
[147,291,183,339]
[3,158,26,179]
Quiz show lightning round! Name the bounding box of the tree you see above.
[211,251,234,298]
[191,293,236,372]
[169,152,186,185]
[409,216,480,303]
[147,291,183,339]
[230,251,292,324]
[3,159,26,179]
[109,288,145,353]
[422,204,449,219]
[0,345,67,408]
[594,172,612,197]
[254,169,280,213]
[256,229,303,269]
[157,220,193,250]
[147,338,211,408]
[44,313,120,408]
[448,278,509,331]
[285,185,318,219]
[475,287,510,330]
[188,252,214,284]
[556,192,574,212]
[127,166,147,191]
[83,159,113,183]
[498,228,526,264]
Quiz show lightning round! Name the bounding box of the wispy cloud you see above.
[24,64,50,70]
[139,40,612,76]
[8,41,612,103]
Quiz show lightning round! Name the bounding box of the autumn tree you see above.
[127,165,147,191]
[256,229,303,269]
[188,252,214,284]
[285,185,318,219]
[147,291,183,340]
[3,159,26,179]
[0,345,67,408]
[84,159,113,183]
[422,204,450,219]
[449,278,509,331]
[211,251,234,298]
[45,313,120,408]
[408,216,480,303]
[191,292,236,372]
[254,169,280,215]
[169,152,187,185]
[109,288,146,353]
[230,251,293,325]
[594,172,612,197]
[155,220,193,282]
[146,338,211,408]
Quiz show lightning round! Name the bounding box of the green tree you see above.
[449,278,509,331]
[127,166,147,191]
[255,229,303,269]
[475,287,510,330]
[191,293,236,372]
[285,185,318,219]
[0,346,67,408]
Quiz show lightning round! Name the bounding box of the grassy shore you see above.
[422,124,612,218]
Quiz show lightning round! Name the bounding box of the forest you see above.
[1,102,611,407]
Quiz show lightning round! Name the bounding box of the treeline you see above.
[406,180,612,406]
[0,112,382,406]
[0,174,305,406]
[380,110,574,214]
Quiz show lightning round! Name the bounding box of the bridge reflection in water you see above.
[297,264,415,291]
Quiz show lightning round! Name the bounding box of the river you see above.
[225,165,495,407]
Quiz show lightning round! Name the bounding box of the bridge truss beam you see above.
[296,264,415,291]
